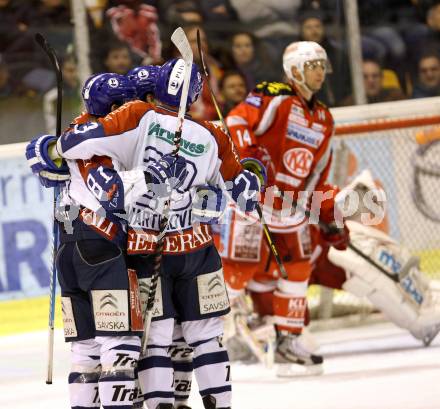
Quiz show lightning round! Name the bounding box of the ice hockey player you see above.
[226,170,440,367]
[127,65,160,104]
[25,73,155,409]
[127,64,196,409]
[223,41,349,376]
[51,58,262,409]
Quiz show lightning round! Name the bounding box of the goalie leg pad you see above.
[96,335,141,409]
[332,247,420,334]
[69,339,102,408]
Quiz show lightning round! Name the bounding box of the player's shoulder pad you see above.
[71,111,92,126]
[99,100,153,135]
[253,81,294,96]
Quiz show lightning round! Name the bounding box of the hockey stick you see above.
[140,27,193,354]
[35,33,63,385]
[196,30,289,280]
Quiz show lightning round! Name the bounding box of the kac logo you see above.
[283,148,313,178]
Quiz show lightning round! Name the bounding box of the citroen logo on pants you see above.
[100,293,118,309]
[208,274,223,292]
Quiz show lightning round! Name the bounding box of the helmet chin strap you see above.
[292,72,314,100]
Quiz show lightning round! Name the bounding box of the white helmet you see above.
[282,41,328,86]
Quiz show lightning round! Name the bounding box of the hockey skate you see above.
[202,394,231,409]
[275,331,323,377]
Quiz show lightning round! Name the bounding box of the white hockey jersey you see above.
[57,101,244,254]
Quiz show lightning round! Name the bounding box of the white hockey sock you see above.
[138,346,174,409]
[69,339,101,409]
[170,336,194,405]
[192,337,232,408]
[97,336,141,409]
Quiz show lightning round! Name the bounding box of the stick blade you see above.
[171,27,193,62]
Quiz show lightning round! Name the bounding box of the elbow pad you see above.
[87,166,125,211]
[226,169,261,213]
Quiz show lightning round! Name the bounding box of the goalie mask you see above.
[155,58,203,109]
[82,73,136,117]
[282,41,329,88]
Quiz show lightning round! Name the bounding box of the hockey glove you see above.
[25,134,70,188]
[226,170,261,213]
[191,185,227,224]
[320,222,350,250]
[240,157,267,191]
[144,153,188,198]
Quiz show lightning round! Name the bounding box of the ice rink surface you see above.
[1,322,439,409]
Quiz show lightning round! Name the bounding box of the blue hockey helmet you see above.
[81,73,137,117]
[155,58,203,109]
[126,65,159,101]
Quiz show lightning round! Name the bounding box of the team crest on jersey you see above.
[283,148,313,178]
[245,94,262,108]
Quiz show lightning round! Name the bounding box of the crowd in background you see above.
[1,0,440,141]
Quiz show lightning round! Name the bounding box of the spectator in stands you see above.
[298,9,351,106]
[220,70,248,115]
[342,60,405,105]
[298,0,341,22]
[102,42,133,75]
[24,0,72,57]
[0,0,35,58]
[230,31,279,90]
[412,53,440,98]
[199,0,238,23]
[406,2,440,80]
[0,58,13,98]
[27,0,71,32]
[182,24,223,120]
[358,0,406,70]
[159,0,203,26]
[228,0,302,63]
[106,1,162,64]
[44,55,81,133]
